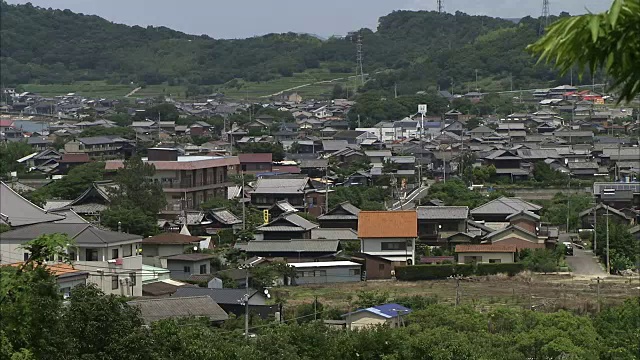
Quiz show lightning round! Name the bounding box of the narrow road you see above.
[389,185,429,210]
[566,248,608,277]
[125,86,142,98]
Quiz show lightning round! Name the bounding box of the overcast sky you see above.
[6,0,612,39]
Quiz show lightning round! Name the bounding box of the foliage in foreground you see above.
[1,258,639,360]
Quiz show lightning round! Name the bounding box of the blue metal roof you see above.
[343,303,412,319]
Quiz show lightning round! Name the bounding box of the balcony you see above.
[161,179,231,192]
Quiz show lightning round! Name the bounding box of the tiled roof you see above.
[471,197,542,216]
[417,206,469,220]
[251,177,310,194]
[0,181,65,226]
[128,296,228,324]
[358,211,417,238]
[0,223,141,245]
[173,287,262,305]
[59,153,90,163]
[143,233,202,245]
[5,262,88,278]
[244,239,340,253]
[210,209,242,225]
[105,156,239,171]
[455,244,517,253]
[311,228,358,240]
[238,153,272,163]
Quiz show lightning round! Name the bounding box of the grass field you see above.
[274,274,639,313]
[20,68,355,101]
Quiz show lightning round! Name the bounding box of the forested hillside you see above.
[0,2,579,93]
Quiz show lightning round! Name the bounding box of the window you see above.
[199,264,207,274]
[381,242,406,251]
[349,269,361,276]
[378,264,385,271]
[315,270,327,277]
[111,248,119,260]
[305,271,315,277]
[111,275,119,290]
[297,271,305,277]
[23,252,29,261]
[129,273,136,286]
[184,266,191,274]
[68,250,76,261]
[61,287,71,299]
[489,259,501,264]
[123,245,132,257]
[85,249,98,261]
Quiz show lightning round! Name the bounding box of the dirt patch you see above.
[276,274,639,313]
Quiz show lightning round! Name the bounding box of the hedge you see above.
[395,263,524,281]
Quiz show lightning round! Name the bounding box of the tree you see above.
[31,161,105,200]
[595,221,638,273]
[0,141,32,178]
[528,0,640,103]
[102,156,165,236]
[533,161,568,183]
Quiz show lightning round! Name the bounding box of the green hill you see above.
[0,2,579,96]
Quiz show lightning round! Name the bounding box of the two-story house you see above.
[0,223,144,296]
[250,177,323,215]
[358,211,417,266]
[318,202,361,230]
[106,148,240,216]
[238,153,273,175]
[417,206,469,246]
[65,136,135,159]
[141,233,203,268]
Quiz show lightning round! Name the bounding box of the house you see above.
[321,140,350,154]
[106,148,239,215]
[165,253,216,281]
[317,202,361,230]
[250,177,321,214]
[298,159,329,178]
[141,233,203,267]
[593,182,640,209]
[254,211,319,240]
[343,303,412,329]
[48,180,114,219]
[553,130,594,144]
[416,206,469,245]
[358,211,417,265]
[242,239,340,260]
[468,126,496,138]
[141,279,192,297]
[128,296,228,325]
[470,197,542,223]
[455,244,517,264]
[579,204,635,229]
[290,261,362,285]
[64,136,135,158]
[482,210,553,250]
[4,262,89,299]
[333,130,373,145]
[57,153,91,174]
[310,228,358,241]
[238,153,273,174]
[173,287,276,318]
[351,252,394,280]
[0,223,144,296]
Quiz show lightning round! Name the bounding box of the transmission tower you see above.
[437,0,444,13]
[539,0,550,35]
[355,33,365,87]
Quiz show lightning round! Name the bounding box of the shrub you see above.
[396,263,524,281]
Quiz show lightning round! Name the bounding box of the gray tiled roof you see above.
[210,209,242,225]
[322,140,349,152]
[173,287,262,305]
[128,296,228,324]
[310,228,358,240]
[245,239,340,253]
[417,206,469,220]
[251,177,310,194]
[0,223,141,245]
[1,182,65,226]
[471,197,542,216]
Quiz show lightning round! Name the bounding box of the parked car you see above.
[562,242,574,256]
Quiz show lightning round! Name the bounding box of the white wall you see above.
[457,252,514,264]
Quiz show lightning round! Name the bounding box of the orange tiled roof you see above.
[357,211,417,238]
[455,244,517,253]
[6,262,86,277]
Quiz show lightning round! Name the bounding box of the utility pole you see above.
[324,164,329,215]
[455,276,461,307]
[437,0,444,13]
[394,83,398,99]
[593,202,597,254]
[244,269,249,340]
[241,173,246,230]
[475,69,479,91]
[314,295,318,321]
[605,206,610,274]
[595,277,601,313]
